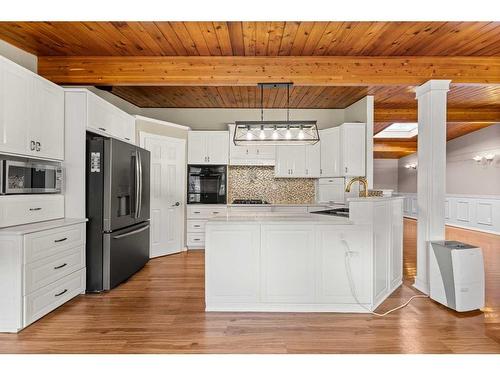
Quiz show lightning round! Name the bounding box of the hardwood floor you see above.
[403,218,500,308]
[0,220,499,354]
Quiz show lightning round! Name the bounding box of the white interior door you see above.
[140,132,186,258]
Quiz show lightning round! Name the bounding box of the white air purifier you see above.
[430,241,485,312]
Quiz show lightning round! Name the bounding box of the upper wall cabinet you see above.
[0,57,64,160]
[320,123,366,178]
[340,123,366,177]
[87,92,136,144]
[275,143,320,178]
[319,127,341,177]
[228,124,275,166]
[188,131,229,165]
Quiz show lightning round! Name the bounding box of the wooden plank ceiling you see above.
[1,22,499,56]
[0,21,498,159]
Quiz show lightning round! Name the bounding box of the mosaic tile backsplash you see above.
[228,166,316,204]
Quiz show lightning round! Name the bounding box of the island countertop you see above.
[206,212,352,225]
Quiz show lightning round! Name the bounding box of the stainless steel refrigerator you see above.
[86,134,151,292]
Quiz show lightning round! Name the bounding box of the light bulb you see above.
[473,155,483,163]
[272,128,278,140]
[259,127,266,140]
[285,127,291,140]
[246,131,253,140]
[298,127,304,140]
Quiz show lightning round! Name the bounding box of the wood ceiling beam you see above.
[375,108,500,123]
[373,140,418,159]
[37,56,500,86]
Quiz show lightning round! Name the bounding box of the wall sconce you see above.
[485,154,495,164]
[473,154,496,165]
[405,163,418,170]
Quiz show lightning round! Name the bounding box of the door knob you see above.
[172,202,180,207]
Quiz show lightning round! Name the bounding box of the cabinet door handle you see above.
[306,169,309,175]
[345,167,348,173]
[193,238,201,241]
[54,263,67,270]
[30,140,36,151]
[212,211,220,214]
[54,289,68,297]
[124,137,130,141]
[193,225,201,228]
[193,211,201,214]
[35,141,41,151]
[54,237,68,243]
[320,168,323,175]
[29,207,42,211]
[99,127,107,132]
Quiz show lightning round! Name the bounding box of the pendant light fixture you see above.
[233,83,320,146]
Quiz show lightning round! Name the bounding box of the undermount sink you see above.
[310,207,350,217]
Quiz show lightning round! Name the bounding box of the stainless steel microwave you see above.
[0,159,63,194]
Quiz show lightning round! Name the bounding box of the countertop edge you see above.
[0,218,88,235]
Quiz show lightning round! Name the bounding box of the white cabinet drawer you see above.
[187,220,206,233]
[23,268,85,327]
[24,223,85,264]
[272,206,308,213]
[24,245,85,295]
[0,195,64,228]
[187,205,227,219]
[228,206,273,214]
[187,233,205,247]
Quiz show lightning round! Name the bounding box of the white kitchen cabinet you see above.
[305,141,321,177]
[87,91,136,144]
[31,76,65,160]
[316,225,371,304]
[205,224,260,304]
[320,127,341,177]
[0,57,31,156]
[228,124,275,166]
[0,220,86,332]
[0,57,64,160]
[318,178,345,204]
[0,195,65,228]
[188,131,229,165]
[260,224,316,303]
[186,204,227,249]
[340,123,366,177]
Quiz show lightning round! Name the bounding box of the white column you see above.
[413,80,451,294]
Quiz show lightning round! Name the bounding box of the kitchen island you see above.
[205,197,404,313]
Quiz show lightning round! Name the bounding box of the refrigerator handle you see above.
[134,150,140,219]
[138,150,143,218]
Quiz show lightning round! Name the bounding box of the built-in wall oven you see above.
[0,159,63,194]
[187,165,227,204]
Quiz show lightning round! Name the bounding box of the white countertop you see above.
[227,203,345,207]
[0,218,87,235]
[207,212,352,225]
[347,196,404,202]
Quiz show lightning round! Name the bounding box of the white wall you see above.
[398,124,500,195]
[373,159,399,190]
[0,39,37,72]
[140,107,345,130]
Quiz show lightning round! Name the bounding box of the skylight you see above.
[374,123,418,139]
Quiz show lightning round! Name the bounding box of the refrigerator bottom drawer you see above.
[103,222,150,290]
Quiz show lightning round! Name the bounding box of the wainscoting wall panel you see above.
[400,193,500,235]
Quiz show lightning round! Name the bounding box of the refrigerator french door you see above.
[86,135,151,292]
